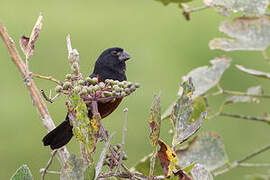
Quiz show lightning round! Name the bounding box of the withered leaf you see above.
[190,164,213,180]
[182,57,231,98]
[149,92,161,146]
[19,13,43,58]
[171,79,207,146]
[176,132,228,171]
[61,154,90,180]
[157,139,179,177]
[203,0,269,17]
[173,169,193,180]
[19,36,30,56]
[210,16,270,51]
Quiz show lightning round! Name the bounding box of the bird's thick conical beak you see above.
[119,51,131,61]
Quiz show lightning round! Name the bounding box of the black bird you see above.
[42,47,131,149]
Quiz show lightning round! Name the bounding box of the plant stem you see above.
[190,5,209,13]
[117,108,128,173]
[41,150,57,180]
[32,73,62,85]
[213,143,270,176]
[41,89,61,103]
[238,163,270,167]
[0,18,70,165]
[220,112,270,124]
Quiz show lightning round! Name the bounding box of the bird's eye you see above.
[111,50,118,56]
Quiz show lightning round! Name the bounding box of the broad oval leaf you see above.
[210,16,270,51]
[182,57,231,98]
[11,164,33,180]
[61,154,91,180]
[176,132,228,171]
[134,153,164,176]
[171,78,207,146]
[191,164,213,180]
[203,0,269,16]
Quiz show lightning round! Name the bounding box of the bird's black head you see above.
[93,47,131,82]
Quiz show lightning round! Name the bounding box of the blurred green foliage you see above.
[1,0,270,179]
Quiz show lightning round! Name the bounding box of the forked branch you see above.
[0,15,69,166]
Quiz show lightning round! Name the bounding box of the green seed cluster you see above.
[55,75,140,100]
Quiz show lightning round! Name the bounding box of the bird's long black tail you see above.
[42,114,73,150]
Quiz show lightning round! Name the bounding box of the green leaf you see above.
[203,0,269,16]
[84,166,95,180]
[183,162,196,173]
[190,96,207,122]
[171,78,207,146]
[154,0,192,6]
[176,132,228,171]
[182,57,231,98]
[210,16,270,51]
[236,64,270,79]
[61,154,92,180]
[70,93,98,155]
[149,92,162,146]
[191,164,213,180]
[134,154,164,176]
[11,165,33,180]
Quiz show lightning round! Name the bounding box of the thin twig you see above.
[190,5,209,13]
[239,163,270,167]
[41,150,57,180]
[41,89,61,103]
[117,108,128,173]
[32,73,62,85]
[213,143,270,176]
[42,170,60,174]
[0,18,69,165]
[223,89,270,99]
[25,58,31,86]
[220,112,270,124]
[99,123,133,176]
[205,87,270,99]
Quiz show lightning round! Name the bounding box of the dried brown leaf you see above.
[19,13,43,58]
[157,139,179,177]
